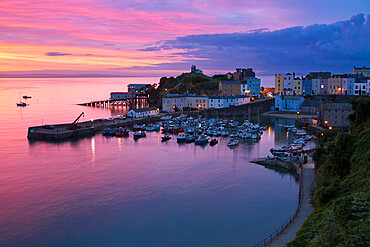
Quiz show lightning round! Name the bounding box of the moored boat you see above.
[177,133,186,143]
[210,139,218,146]
[133,131,146,139]
[161,135,171,142]
[227,139,239,147]
[195,135,209,145]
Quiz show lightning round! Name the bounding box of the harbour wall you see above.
[27,99,274,141]
[202,99,274,118]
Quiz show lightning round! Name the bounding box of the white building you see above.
[354,82,368,95]
[311,79,321,95]
[235,95,250,106]
[163,93,251,112]
[208,96,224,109]
[162,94,185,112]
[283,73,293,91]
[162,93,208,112]
[184,95,208,110]
[127,107,159,118]
[353,66,370,77]
[223,96,236,107]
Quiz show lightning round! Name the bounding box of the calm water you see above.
[0,78,299,247]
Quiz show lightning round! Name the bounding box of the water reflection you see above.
[91,137,96,163]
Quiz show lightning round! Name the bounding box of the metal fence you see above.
[254,163,304,247]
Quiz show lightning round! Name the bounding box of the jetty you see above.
[78,95,148,108]
[251,156,303,172]
[27,114,163,141]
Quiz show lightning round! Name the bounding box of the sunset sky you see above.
[0,0,369,79]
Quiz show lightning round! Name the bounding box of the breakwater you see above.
[251,157,303,174]
[27,115,164,141]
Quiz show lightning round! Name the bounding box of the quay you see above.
[28,115,163,141]
[251,157,302,173]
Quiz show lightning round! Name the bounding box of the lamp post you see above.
[296,111,300,119]
[324,120,328,128]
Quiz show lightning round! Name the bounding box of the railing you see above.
[254,162,304,247]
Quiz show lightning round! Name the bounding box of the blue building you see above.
[346,77,355,95]
[302,79,312,95]
[275,95,305,111]
[241,78,261,96]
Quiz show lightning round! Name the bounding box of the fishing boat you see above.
[133,131,146,139]
[270,148,285,154]
[103,128,114,136]
[221,131,229,137]
[177,133,186,143]
[195,135,209,145]
[115,128,129,137]
[272,152,288,157]
[185,134,198,143]
[22,95,32,99]
[161,136,171,142]
[209,139,218,146]
[227,139,239,147]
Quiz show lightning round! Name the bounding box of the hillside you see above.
[288,98,370,246]
[148,73,230,107]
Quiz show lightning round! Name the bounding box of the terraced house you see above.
[219,81,241,96]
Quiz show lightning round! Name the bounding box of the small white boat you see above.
[160,115,172,121]
[227,139,239,147]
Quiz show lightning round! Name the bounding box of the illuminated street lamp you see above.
[296,111,300,119]
[324,120,328,128]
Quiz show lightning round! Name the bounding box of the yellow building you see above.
[219,81,241,96]
[275,74,284,95]
[293,78,302,95]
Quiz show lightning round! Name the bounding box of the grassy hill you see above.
[148,72,229,107]
[288,98,370,246]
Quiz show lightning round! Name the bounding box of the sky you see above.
[0,0,369,83]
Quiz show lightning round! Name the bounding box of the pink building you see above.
[328,75,343,94]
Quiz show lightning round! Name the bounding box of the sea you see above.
[0,77,299,247]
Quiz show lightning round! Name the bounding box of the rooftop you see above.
[301,99,321,107]
[127,84,151,87]
[321,103,352,110]
[220,81,241,85]
[281,95,304,100]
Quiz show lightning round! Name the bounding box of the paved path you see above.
[268,160,316,247]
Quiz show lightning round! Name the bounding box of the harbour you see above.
[1,78,300,247]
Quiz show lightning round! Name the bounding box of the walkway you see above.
[268,160,316,247]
